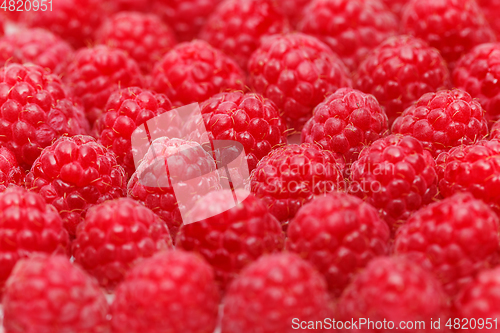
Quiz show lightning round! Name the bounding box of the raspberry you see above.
[250,143,346,228]
[336,256,449,330]
[200,91,288,171]
[394,193,500,296]
[354,35,451,124]
[96,12,177,74]
[0,63,89,169]
[0,28,74,75]
[401,0,496,71]
[3,255,110,333]
[348,134,438,234]
[436,139,500,215]
[176,190,285,289]
[301,88,389,165]
[26,135,127,237]
[392,89,489,158]
[477,0,500,39]
[286,192,390,296]
[453,43,500,122]
[297,0,399,71]
[72,198,173,290]
[0,187,69,289]
[151,40,245,107]
[94,87,174,178]
[0,147,24,191]
[200,0,289,71]
[111,251,220,333]
[221,253,333,333]
[65,45,144,125]
[248,33,352,131]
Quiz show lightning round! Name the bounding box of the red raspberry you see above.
[394,193,500,296]
[392,89,489,158]
[96,12,177,74]
[72,198,173,290]
[336,256,449,330]
[477,0,500,39]
[221,253,333,333]
[0,28,73,75]
[301,88,389,165]
[200,91,288,171]
[402,0,496,71]
[297,0,399,71]
[21,0,105,49]
[26,135,127,237]
[111,251,220,333]
[0,187,69,289]
[0,147,24,191]
[94,87,174,178]
[354,35,451,124]
[0,63,89,169]
[200,0,289,71]
[250,143,345,229]
[349,135,438,234]
[286,192,390,296]
[248,33,352,131]
[176,190,285,289]
[3,255,110,333]
[65,45,144,125]
[453,43,500,122]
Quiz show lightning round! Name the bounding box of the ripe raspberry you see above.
[250,143,345,228]
[0,28,73,75]
[94,87,174,178]
[151,40,245,107]
[26,135,127,237]
[336,256,449,331]
[349,135,438,234]
[221,253,333,333]
[3,255,110,333]
[354,35,450,124]
[200,0,289,71]
[248,33,352,131]
[0,63,89,169]
[65,45,144,125]
[286,192,390,296]
[392,89,489,158]
[72,198,173,290]
[0,187,69,289]
[301,88,389,165]
[453,43,500,122]
[394,193,500,295]
[96,12,177,74]
[0,147,24,191]
[200,91,288,171]
[297,0,399,71]
[401,0,496,71]
[111,251,220,333]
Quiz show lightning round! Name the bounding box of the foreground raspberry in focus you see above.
[248,33,352,131]
[336,256,449,332]
[349,135,438,234]
[65,45,144,124]
[96,12,177,74]
[392,89,489,158]
[298,0,399,71]
[0,63,89,169]
[0,147,24,191]
[0,29,74,75]
[3,255,110,333]
[221,253,333,333]
[286,192,390,296]
[354,35,450,124]
[301,88,389,165]
[26,135,127,237]
[395,193,500,296]
[250,143,346,229]
[72,198,173,290]
[151,40,245,107]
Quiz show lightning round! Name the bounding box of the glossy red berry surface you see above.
[0,147,24,191]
